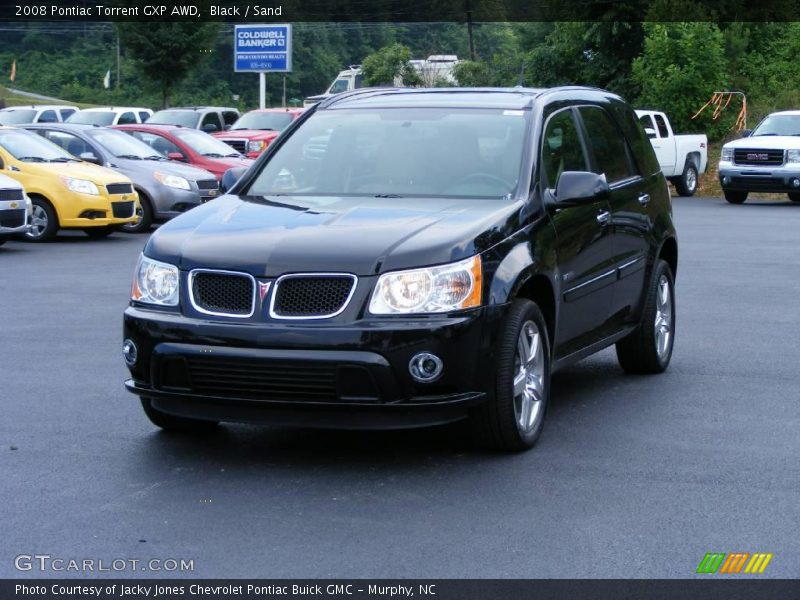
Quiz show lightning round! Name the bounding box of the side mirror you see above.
[167,151,186,162]
[201,123,218,133]
[644,127,657,139]
[220,167,247,194]
[79,152,101,165]
[554,171,609,206]
[741,129,752,138]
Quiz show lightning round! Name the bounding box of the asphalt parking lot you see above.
[1,195,799,579]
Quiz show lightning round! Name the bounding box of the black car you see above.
[123,87,677,451]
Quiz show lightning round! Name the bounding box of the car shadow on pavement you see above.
[131,355,627,469]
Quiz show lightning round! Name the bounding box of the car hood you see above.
[21,160,132,185]
[217,130,280,141]
[145,194,524,277]
[724,136,800,150]
[114,158,216,182]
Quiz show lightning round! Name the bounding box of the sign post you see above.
[234,24,293,109]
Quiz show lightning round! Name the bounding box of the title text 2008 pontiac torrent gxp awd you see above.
[123,87,677,451]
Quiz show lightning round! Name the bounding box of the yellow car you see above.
[0,126,139,241]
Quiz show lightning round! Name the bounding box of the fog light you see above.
[722,176,731,186]
[791,178,800,188]
[409,352,443,383]
[122,338,138,367]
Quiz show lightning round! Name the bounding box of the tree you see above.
[116,22,220,108]
[633,23,730,138]
[361,43,422,87]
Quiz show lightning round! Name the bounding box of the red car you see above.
[114,124,253,180]
[213,108,304,159]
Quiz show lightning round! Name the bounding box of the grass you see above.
[0,85,96,109]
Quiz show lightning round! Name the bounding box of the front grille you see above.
[190,270,254,316]
[182,356,340,401]
[0,208,25,229]
[733,148,784,166]
[730,176,781,189]
[111,201,134,218]
[197,179,218,191]
[0,188,24,201]
[221,139,247,154]
[106,183,134,195]
[271,274,356,318]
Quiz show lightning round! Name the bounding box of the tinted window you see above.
[248,108,528,199]
[579,106,637,183]
[639,114,656,137]
[38,110,58,123]
[222,111,239,126]
[200,112,222,132]
[138,111,151,123]
[44,130,93,157]
[653,114,670,138]
[118,112,137,125]
[541,109,587,190]
[59,108,77,120]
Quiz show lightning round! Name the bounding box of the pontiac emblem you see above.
[258,281,272,301]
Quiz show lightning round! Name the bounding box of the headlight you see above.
[131,254,180,306]
[153,171,191,191]
[787,150,800,164]
[721,147,733,162]
[248,140,267,153]
[60,176,99,196]
[369,256,482,314]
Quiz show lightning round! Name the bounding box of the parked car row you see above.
[0,105,305,159]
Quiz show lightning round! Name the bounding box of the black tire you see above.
[24,196,59,242]
[616,259,675,374]
[83,226,116,238]
[724,190,748,204]
[471,298,551,452]
[789,192,800,203]
[140,397,219,433]
[120,195,153,233]
[674,163,698,197]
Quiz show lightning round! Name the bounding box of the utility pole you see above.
[466,0,475,61]
[116,33,121,90]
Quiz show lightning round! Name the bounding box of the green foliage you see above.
[633,23,730,138]
[453,60,492,87]
[116,23,221,108]
[362,43,422,87]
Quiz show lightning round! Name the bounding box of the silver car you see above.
[25,123,219,233]
[0,173,31,245]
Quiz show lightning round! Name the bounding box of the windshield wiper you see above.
[116,154,143,160]
[225,153,242,158]
[202,152,224,158]
[374,193,404,198]
[144,155,165,161]
[17,156,46,162]
[49,157,78,163]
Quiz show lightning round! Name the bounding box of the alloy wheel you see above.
[654,275,673,359]
[513,320,545,433]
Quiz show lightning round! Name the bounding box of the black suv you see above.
[123,87,677,451]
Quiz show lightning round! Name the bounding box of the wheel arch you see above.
[513,274,557,347]
[658,236,678,280]
[27,192,61,227]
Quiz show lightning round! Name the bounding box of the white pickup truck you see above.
[636,110,708,197]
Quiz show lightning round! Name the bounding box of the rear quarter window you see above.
[609,102,662,177]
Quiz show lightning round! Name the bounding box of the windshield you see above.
[751,115,800,137]
[0,129,75,161]
[0,109,37,124]
[86,129,160,159]
[232,111,294,131]
[67,111,116,126]
[173,129,240,156]
[247,108,528,199]
[328,79,349,94]
[148,111,200,128]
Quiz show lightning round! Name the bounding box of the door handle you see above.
[596,210,611,224]
[638,193,650,206]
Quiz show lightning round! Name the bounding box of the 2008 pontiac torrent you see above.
[123,87,677,451]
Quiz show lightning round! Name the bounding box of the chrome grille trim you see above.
[269,272,358,320]
[188,268,256,319]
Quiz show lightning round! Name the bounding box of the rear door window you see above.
[138,111,151,123]
[200,112,222,132]
[653,114,670,138]
[38,110,58,123]
[222,111,239,128]
[118,112,137,125]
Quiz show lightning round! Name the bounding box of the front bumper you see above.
[719,165,800,193]
[59,192,139,227]
[0,202,30,237]
[123,305,506,429]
